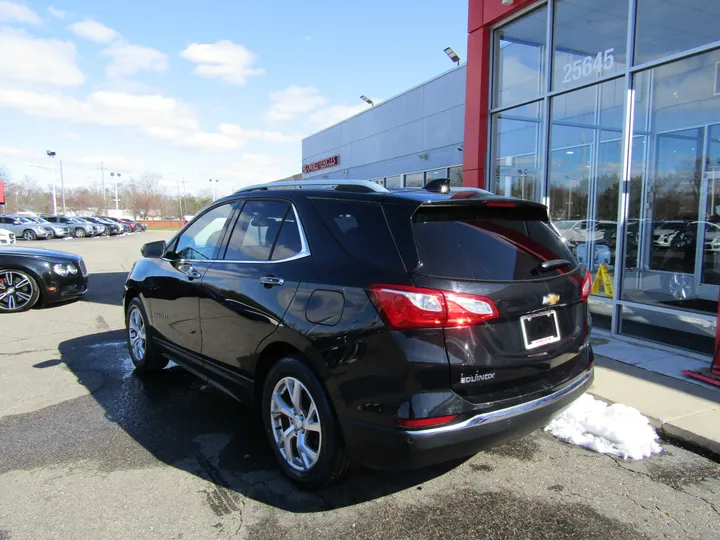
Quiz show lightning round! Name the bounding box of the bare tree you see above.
[125,172,163,218]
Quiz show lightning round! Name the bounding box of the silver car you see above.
[0,215,53,240]
[42,216,97,238]
[25,216,70,238]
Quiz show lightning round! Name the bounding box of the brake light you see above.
[486,201,516,208]
[580,269,592,301]
[396,415,457,428]
[367,284,498,330]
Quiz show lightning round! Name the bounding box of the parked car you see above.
[0,227,15,245]
[119,218,145,232]
[84,217,121,235]
[0,246,88,312]
[75,217,105,236]
[124,179,594,487]
[101,217,133,233]
[0,215,53,240]
[25,216,70,238]
[42,216,97,238]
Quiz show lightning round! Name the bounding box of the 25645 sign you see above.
[562,48,615,84]
[303,155,339,173]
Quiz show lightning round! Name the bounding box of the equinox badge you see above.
[542,293,560,306]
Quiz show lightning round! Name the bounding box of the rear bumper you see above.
[342,366,593,470]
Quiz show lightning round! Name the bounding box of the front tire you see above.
[126,298,168,373]
[74,228,86,238]
[0,269,40,313]
[262,358,349,488]
[23,230,36,241]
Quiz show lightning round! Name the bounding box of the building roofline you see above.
[302,63,466,142]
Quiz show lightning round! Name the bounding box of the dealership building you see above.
[302,0,720,356]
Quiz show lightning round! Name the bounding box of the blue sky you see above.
[0,0,467,196]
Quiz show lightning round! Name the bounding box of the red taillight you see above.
[367,284,498,330]
[580,269,592,302]
[396,415,457,428]
[486,201,516,208]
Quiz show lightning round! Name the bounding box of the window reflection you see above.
[404,172,423,187]
[621,49,720,352]
[494,7,547,107]
[635,0,720,65]
[552,0,628,91]
[491,102,543,201]
[448,166,463,187]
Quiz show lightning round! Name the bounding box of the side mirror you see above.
[141,240,166,259]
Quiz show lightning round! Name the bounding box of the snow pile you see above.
[544,394,662,460]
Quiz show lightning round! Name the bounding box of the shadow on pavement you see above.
[55,330,461,513]
[83,272,127,307]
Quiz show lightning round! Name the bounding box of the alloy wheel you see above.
[127,307,146,360]
[0,271,34,312]
[23,230,36,241]
[270,377,322,471]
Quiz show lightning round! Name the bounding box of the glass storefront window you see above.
[404,173,423,188]
[552,0,628,92]
[491,101,543,201]
[385,175,402,189]
[549,78,624,297]
[621,48,720,352]
[448,166,463,187]
[425,169,447,182]
[494,6,547,108]
[635,0,720,66]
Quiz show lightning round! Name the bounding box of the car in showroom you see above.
[0,246,88,312]
[0,215,53,240]
[123,179,594,487]
[42,215,98,238]
[0,227,16,245]
[24,216,70,238]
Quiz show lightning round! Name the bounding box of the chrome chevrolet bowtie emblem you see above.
[542,293,560,306]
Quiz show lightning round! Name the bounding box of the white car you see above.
[0,227,16,245]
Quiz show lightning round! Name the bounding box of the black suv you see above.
[123,180,594,487]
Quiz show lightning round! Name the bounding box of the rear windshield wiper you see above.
[531,259,572,275]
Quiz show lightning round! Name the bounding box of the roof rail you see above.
[237,179,388,194]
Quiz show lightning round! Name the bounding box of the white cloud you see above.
[0,28,84,87]
[310,104,368,130]
[180,40,264,85]
[0,146,24,156]
[0,87,297,153]
[67,19,120,44]
[103,44,168,78]
[75,155,144,171]
[59,131,79,140]
[0,1,40,24]
[266,86,328,122]
[48,6,68,20]
[213,153,297,189]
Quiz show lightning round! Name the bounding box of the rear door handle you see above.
[259,276,284,287]
[178,264,202,280]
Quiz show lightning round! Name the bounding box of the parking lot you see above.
[1,231,719,539]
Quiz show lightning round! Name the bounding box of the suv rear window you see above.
[311,198,404,269]
[411,206,577,281]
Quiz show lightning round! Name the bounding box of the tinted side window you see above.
[311,198,404,269]
[412,208,577,281]
[174,203,233,260]
[271,213,303,261]
[224,200,288,261]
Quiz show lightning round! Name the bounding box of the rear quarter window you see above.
[311,198,404,269]
[412,207,577,281]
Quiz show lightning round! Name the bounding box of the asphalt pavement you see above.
[1,232,719,539]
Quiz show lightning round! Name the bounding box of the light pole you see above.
[46,150,57,215]
[110,172,122,211]
[209,178,219,201]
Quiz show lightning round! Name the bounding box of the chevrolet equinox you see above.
[123,179,594,488]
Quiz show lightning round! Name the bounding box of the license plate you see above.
[520,310,561,350]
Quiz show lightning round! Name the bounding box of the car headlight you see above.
[53,264,77,276]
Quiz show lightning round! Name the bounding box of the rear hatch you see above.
[387,197,591,402]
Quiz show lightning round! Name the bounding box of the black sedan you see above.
[0,247,88,312]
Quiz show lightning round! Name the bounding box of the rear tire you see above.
[262,357,350,488]
[126,297,168,373]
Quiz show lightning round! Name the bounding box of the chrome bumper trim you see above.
[413,368,593,436]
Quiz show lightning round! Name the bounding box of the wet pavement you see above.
[1,232,719,539]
